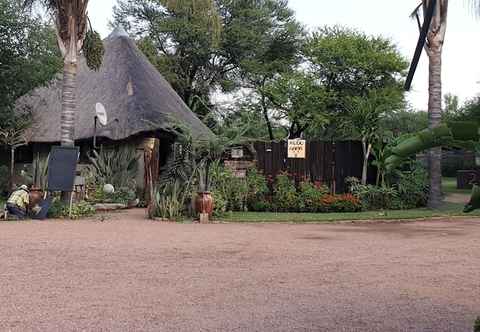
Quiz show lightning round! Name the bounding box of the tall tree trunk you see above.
[427,47,443,208]
[58,13,80,147]
[60,61,77,146]
[361,138,371,185]
[424,0,447,208]
[57,13,81,202]
[261,93,274,141]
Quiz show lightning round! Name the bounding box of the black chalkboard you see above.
[47,146,79,191]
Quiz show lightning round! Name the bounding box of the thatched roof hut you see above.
[16,27,212,143]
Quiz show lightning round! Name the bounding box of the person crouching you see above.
[6,185,30,219]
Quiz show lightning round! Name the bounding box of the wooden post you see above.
[10,147,15,190]
[144,138,160,210]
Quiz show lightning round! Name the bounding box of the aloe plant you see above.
[87,145,138,189]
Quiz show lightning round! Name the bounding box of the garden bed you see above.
[220,203,480,223]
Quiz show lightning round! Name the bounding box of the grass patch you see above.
[220,203,480,223]
[442,177,471,195]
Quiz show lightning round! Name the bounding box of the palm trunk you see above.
[57,13,81,201]
[427,46,443,208]
[60,62,77,146]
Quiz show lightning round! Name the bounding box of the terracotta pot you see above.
[29,187,44,208]
[195,192,214,217]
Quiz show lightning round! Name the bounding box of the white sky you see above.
[88,0,480,111]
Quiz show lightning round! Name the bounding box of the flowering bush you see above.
[273,172,299,212]
[246,169,270,211]
[320,193,361,212]
[298,181,329,212]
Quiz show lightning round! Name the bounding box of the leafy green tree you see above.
[304,26,407,105]
[303,26,408,139]
[0,0,61,185]
[453,96,480,123]
[380,109,428,136]
[215,97,274,140]
[264,72,332,138]
[0,0,61,127]
[236,0,304,140]
[341,88,404,185]
[443,93,460,121]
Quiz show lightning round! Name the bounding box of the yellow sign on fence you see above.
[287,139,306,159]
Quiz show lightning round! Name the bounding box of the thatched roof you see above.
[16,27,212,143]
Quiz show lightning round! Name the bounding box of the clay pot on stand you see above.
[29,187,44,205]
[28,187,44,212]
[195,191,214,223]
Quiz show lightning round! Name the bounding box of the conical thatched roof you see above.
[16,27,212,143]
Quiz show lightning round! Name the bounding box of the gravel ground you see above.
[1,209,479,332]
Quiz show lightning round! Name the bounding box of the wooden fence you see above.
[254,141,375,193]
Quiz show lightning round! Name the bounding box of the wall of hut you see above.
[6,132,173,196]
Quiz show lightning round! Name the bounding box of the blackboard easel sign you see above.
[32,146,80,219]
[47,146,80,192]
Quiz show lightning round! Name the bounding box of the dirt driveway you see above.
[1,210,479,331]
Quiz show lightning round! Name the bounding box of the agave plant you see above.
[152,113,256,219]
[87,145,138,189]
[154,132,200,218]
[155,180,185,220]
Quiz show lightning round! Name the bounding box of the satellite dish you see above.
[95,103,108,126]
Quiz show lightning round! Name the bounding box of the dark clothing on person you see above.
[6,203,27,219]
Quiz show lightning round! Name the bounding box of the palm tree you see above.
[411,0,479,208]
[415,0,447,208]
[25,0,102,147]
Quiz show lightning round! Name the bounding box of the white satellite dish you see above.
[95,102,108,126]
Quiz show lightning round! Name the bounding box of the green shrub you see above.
[89,186,136,205]
[47,200,65,218]
[332,194,362,212]
[154,180,186,221]
[212,191,227,217]
[249,198,273,212]
[47,200,95,219]
[393,164,429,209]
[210,164,248,212]
[273,173,299,212]
[347,177,399,210]
[246,168,269,196]
[246,169,269,211]
[298,181,329,212]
